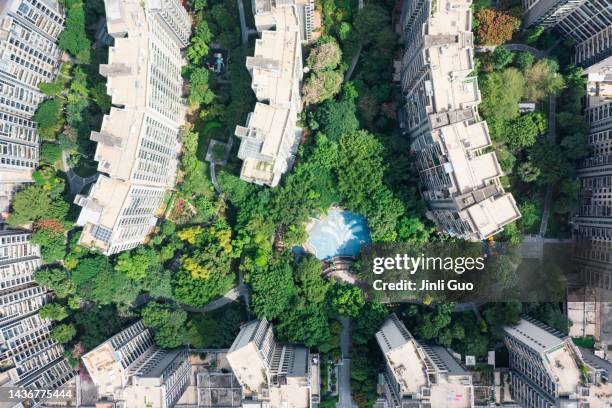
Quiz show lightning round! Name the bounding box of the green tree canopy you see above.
[114,247,159,281]
[39,304,68,321]
[490,47,513,70]
[328,284,365,317]
[311,98,359,140]
[52,323,77,344]
[141,302,188,348]
[251,255,297,320]
[34,98,63,140]
[58,0,91,63]
[506,113,540,150]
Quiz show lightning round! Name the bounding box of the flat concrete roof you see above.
[464,193,521,238]
[249,26,300,106]
[505,318,566,353]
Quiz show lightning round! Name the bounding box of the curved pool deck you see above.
[305,209,371,260]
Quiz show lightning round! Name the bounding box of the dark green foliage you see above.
[514,52,535,71]
[524,25,545,44]
[75,255,142,305]
[310,98,359,140]
[72,256,108,285]
[524,303,569,334]
[490,46,513,70]
[74,306,126,349]
[506,113,540,150]
[352,302,388,345]
[528,142,573,184]
[353,4,390,46]
[482,301,522,340]
[141,302,188,348]
[250,254,297,320]
[186,302,245,348]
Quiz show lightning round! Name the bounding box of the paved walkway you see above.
[344,44,363,81]
[61,150,98,194]
[237,0,249,45]
[336,317,357,408]
[503,43,545,59]
[343,0,364,81]
[181,283,249,312]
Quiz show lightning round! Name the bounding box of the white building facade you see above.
[0,230,76,408]
[0,0,64,217]
[235,2,303,187]
[74,0,190,255]
[398,0,520,241]
[81,320,191,408]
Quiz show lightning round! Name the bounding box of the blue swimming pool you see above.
[306,209,371,260]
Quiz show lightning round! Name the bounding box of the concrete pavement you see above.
[336,317,357,408]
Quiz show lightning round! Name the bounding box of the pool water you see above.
[306,209,371,260]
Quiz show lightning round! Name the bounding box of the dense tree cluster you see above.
[477,40,588,240]
[474,8,520,45]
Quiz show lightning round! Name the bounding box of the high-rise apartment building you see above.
[0,230,76,408]
[226,319,320,408]
[252,0,315,43]
[572,60,612,294]
[0,0,64,217]
[375,314,474,408]
[235,2,303,187]
[81,320,191,408]
[74,0,190,255]
[398,0,520,241]
[504,316,612,407]
[522,0,612,67]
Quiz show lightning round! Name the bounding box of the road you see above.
[336,317,357,408]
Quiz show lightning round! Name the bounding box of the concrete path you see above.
[192,284,249,312]
[344,44,363,81]
[210,162,222,195]
[61,150,98,194]
[237,0,249,45]
[343,0,364,81]
[475,43,546,59]
[503,43,545,59]
[336,317,357,408]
